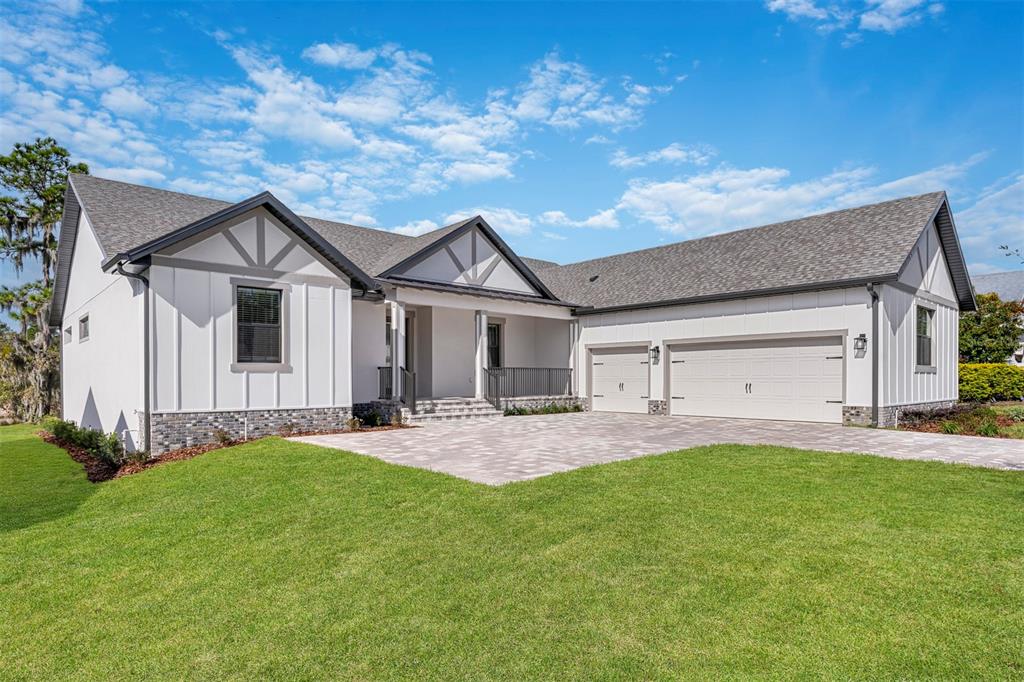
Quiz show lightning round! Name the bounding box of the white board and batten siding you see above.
[149,208,353,413]
[878,220,960,407]
[577,287,875,418]
[393,226,540,297]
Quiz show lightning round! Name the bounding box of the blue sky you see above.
[1,0,1021,288]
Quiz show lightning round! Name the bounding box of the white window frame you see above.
[230,278,292,373]
[914,303,936,373]
[78,313,90,343]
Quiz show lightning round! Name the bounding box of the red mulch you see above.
[898,414,1016,437]
[39,431,120,482]
[41,423,416,483]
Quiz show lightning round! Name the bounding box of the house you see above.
[50,175,976,453]
[971,271,1024,366]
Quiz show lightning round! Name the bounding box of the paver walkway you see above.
[291,412,1024,485]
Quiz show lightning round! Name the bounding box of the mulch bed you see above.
[898,414,1017,436]
[42,423,416,483]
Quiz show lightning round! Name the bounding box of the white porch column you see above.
[569,319,580,395]
[474,309,488,399]
[390,300,406,399]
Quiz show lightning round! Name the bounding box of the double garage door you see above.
[590,336,844,423]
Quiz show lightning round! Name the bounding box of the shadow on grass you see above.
[0,424,97,534]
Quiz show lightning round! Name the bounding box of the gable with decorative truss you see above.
[392,226,542,296]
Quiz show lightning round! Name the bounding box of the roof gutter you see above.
[867,283,880,428]
[571,274,900,317]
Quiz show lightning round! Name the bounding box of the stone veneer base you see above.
[149,406,353,453]
[843,400,957,428]
[498,395,582,412]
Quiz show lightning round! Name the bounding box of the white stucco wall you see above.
[879,221,961,407]
[575,287,876,408]
[149,209,353,413]
[60,210,144,449]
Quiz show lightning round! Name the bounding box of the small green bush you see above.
[363,411,383,427]
[212,428,233,445]
[977,420,1000,438]
[504,402,582,416]
[1003,406,1024,422]
[345,416,363,431]
[959,364,1024,402]
[939,421,960,434]
[42,418,125,465]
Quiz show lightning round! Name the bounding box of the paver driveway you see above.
[291,412,1024,485]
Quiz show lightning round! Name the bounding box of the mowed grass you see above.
[2,424,1022,680]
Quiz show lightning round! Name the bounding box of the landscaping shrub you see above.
[344,416,363,431]
[212,428,233,445]
[959,363,1024,402]
[363,410,383,427]
[977,420,1000,438]
[1004,406,1024,422]
[504,402,582,416]
[939,421,960,435]
[42,418,124,465]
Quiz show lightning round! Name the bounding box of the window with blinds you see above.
[237,286,282,363]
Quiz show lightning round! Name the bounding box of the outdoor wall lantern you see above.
[650,345,661,364]
[854,333,868,352]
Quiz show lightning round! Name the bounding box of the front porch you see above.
[354,285,578,418]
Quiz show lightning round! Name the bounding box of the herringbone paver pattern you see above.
[292,412,1024,485]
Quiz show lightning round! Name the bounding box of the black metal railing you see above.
[400,366,416,414]
[484,367,573,409]
[377,366,392,400]
[378,366,416,414]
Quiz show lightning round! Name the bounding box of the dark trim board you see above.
[100,192,379,292]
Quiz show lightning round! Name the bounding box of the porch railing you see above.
[484,367,573,410]
[377,366,416,414]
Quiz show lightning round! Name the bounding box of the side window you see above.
[78,314,90,342]
[915,305,934,368]
[236,286,282,364]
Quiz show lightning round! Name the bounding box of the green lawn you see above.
[2,424,1022,680]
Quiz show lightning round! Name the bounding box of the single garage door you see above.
[591,346,650,414]
[669,336,844,423]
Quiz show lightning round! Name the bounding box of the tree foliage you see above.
[0,137,87,421]
[959,292,1024,363]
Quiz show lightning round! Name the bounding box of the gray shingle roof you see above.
[541,192,951,311]
[63,175,972,317]
[69,174,410,275]
[973,271,1024,302]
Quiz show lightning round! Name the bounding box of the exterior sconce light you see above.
[650,346,661,364]
[854,333,868,352]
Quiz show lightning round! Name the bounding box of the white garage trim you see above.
[666,333,846,424]
[587,343,651,414]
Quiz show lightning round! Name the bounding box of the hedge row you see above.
[959,363,1024,402]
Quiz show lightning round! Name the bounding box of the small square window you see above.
[63,326,72,344]
[78,314,90,342]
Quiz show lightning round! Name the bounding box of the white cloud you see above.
[585,135,613,145]
[95,166,167,184]
[616,155,988,236]
[392,219,441,236]
[445,207,533,236]
[610,142,716,169]
[302,42,379,69]
[541,231,567,241]
[539,208,620,229]
[511,52,670,130]
[100,85,156,116]
[956,175,1024,267]
[766,0,943,39]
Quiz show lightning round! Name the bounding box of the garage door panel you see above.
[669,336,844,424]
[591,346,649,414]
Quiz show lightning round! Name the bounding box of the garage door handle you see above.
[826,356,843,360]
[594,394,604,398]
[672,360,685,363]
[825,400,843,404]
[641,395,649,399]
[672,396,684,399]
